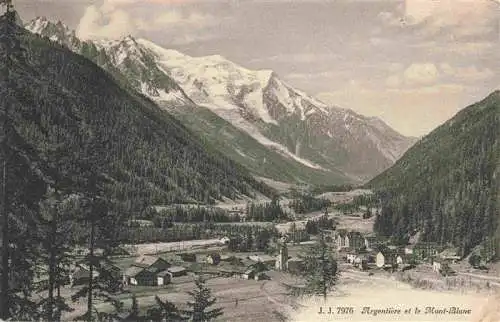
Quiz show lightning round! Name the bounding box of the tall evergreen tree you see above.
[183,275,223,322]
[146,295,183,322]
[70,125,123,321]
[0,3,51,319]
[297,231,339,302]
[37,188,76,321]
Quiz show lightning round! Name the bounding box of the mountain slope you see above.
[25,17,417,184]
[136,37,417,182]
[9,23,274,212]
[369,91,500,258]
[165,104,350,185]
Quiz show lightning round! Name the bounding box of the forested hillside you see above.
[369,91,500,259]
[0,10,276,319]
[6,22,274,211]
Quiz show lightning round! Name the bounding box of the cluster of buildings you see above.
[329,229,460,274]
[68,239,308,289]
[123,256,188,286]
[69,255,188,288]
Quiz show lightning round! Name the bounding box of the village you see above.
[67,228,468,293]
[58,189,499,321]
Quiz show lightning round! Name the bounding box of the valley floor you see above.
[56,190,499,322]
[60,262,499,322]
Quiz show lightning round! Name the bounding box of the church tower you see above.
[275,236,288,271]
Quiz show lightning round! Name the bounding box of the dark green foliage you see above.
[12,27,273,213]
[468,254,481,268]
[333,194,377,215]
[118,222,278,250]
[225,226,277,252]
[70,197,125,321]
[246,197,290,222]
[305,213,335,235]
[146,295,183,322]
[295,233,339,301]
[369,91,500,259]
[183,275,223,322]
[288,190,330,214]
[287,223,310,244]
[152,206,240,226]
[0,8,54,320]
[36,189,78,321]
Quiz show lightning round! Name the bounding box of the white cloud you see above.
[76,0,215,40]
[403,63,439,85]
[77,3,137,40]
[379,0,498,38]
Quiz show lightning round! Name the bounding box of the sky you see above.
[16,0,500,137]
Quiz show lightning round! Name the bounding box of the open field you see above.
[61,259,500,322]
[82,275,294,322]
[292,269,499,322]
[332,212,375,234]
[123,239,224,255]
[255,176,293,194]
[316,189,372,203]
[61,189,499,321]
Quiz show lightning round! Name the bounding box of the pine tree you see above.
[70,130,123,321]
[37,188,76,321]
[0,3,51,319]
[146,295,183,322]
[297,231,339,302]
[0,3,16,318]
[183,275,223,322]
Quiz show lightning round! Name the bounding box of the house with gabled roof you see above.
[126,265,163,286]
[69,263,100,287]
[376,249,401,268]
[364,235,381,251]
[123,256,171,286]
[134,256,170,270]
[248,254,276,266]
[167,266,187,277]
[353,254,369,270]
[206,253,221,265]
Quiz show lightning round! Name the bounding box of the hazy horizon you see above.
[16,0,500,137]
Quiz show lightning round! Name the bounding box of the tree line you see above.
[245,197,290,222]
[288,190,330,214]
[305,212,336,235]
[145,206,241,227]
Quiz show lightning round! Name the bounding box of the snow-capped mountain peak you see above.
[24,17,416,181]
[25,16,75,43]
[25,16,51,33]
